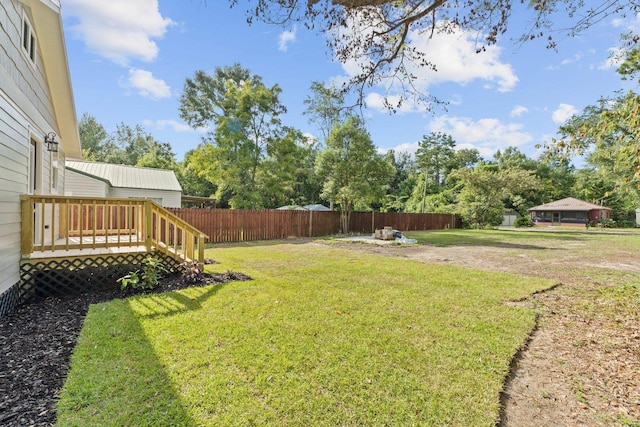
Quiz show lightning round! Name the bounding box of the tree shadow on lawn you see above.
[57,298,201,426]
[131,282,228,320]
[205,237,313,250]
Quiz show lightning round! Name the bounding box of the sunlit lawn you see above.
[410,227,640,257]
[56,241,554,426]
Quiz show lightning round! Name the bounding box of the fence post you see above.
[309,210,313,237]
[371,211,375,234]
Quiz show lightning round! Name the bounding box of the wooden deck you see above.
[21,195,208,265]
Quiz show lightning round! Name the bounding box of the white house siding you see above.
[65,169,109,198]
[0,1,65,300]
[0,93,28,296]
[109,187,182,208]
[0,1,56,128]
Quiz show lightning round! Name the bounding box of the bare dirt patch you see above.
[319,236,640,426]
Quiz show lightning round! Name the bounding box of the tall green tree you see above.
[176,150,219,200]
[572,167,637,225]
[415,132,455,212]
[303,82,352,143]
[179,64,291,209]
[136,141,177,170]
[451,164,540,228]
[316,116,395,232]
[259,128,320,208]
[494,147,537,171]
[493,147,574,214]
[108,123,176,167]
[381,150,417,212]
[78,113,118,162]
[448,148,482,171]
[78,115,176,168]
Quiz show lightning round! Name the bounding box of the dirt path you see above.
[318,238,640,426]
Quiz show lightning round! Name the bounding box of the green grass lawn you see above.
[56,242,554,426]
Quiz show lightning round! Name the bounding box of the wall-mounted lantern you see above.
[44,132,58,152]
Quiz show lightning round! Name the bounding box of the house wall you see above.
[0,93,28,296]
[589,209,610,222]
[0,1,56,129]
[109,187,182,208]
[0,0,66,302]
[65,169,109,198]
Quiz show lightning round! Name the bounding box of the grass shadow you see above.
[132,282,228,320]
[205,237,313,250]
[56,299,199,426]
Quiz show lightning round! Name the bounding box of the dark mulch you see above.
[0,270,251,427]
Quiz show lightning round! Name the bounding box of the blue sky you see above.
[61,0,637,162]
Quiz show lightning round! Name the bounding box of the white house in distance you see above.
[66,161,183,208]
[0,0,82,314]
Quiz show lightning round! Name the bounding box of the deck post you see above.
[60,199,68,238]
[20,196,34,256]
[198,234,205,268]
[144,199,153,253]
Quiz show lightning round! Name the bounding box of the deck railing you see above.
[20,195,207,265]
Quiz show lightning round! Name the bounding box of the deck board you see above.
[27,234,148,260]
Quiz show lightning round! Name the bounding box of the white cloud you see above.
[408,26,518,92]
[123,69,171,99]
[302,132,318,146]
[510,105,529,117]
[383,141,420,156]
[612,13,640,33]
[448,94,463,106]
[279,26,297,52]
[63,0,173,65]
[429,115,533,158]
[598,47,625,70]
[599,14,640,70]
[143,119,208,133]
[561,52,583,66]
[552,103,578,124]
[365,93,421,114]
[337,20,517,98]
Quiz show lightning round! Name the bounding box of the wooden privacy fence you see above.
[350,211,462,234]
[167,208,461,244]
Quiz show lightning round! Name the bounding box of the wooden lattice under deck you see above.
[17,251,181,305]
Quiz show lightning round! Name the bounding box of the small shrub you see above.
[180,260,203,284]
[118,256,167,290]
[117,271,140,290]
[514,216,534,228]
[597,219,616,228]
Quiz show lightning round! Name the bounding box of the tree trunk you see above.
[340,209,351,234]
[421,171,428,213]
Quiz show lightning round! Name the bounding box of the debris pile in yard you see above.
[374,226,417,244]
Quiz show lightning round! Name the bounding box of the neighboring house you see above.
[303,204,331,211]
[528,197,611,226]
[0,0,81,312]
[66,161,183,208]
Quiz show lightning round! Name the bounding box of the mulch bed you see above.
[0,270,251,427]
